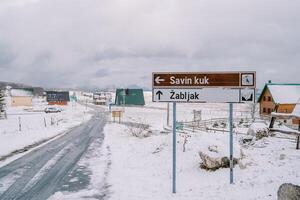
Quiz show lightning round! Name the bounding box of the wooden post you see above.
[18,116,21,132]
[296,120,300,149]
[269,104,279,129]
[44,117,47,127]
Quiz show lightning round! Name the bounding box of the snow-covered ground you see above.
[101,92,300,200]
[0,102,92,161]
[3,92,299,200]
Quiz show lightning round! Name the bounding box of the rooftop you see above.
[258,83,300,104]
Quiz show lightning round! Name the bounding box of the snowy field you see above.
[2,92,299,200]
[102,92,300,200]
[0,102,92,162]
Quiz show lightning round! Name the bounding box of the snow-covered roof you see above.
[292,103,300,118]
[271,101,300,119]
[10,89,33,97]
[259,84,300,104]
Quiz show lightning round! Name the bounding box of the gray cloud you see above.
[93,68,111,78]
[0,44,16,68]
[0,0,299,89]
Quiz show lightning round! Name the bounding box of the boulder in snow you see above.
[278,183,300,200]
[247,122,270,140]
[199,152,238,171]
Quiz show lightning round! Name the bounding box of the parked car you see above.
[44,107,62,113]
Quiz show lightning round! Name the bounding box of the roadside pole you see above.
[172,102,176,193]
[229,103,234,184]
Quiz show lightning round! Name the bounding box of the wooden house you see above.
[257,83,300,125]
[10,88,33,107]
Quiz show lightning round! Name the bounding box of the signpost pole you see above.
[172,102,177,193]
[229,103,234,184]
[167,103,170,126]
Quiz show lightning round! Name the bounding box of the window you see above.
[263,96,266,101]
[263,108,266,113]
[268,96,272,101]
[268,108,272,114]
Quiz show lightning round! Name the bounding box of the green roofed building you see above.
[115,88,145,106]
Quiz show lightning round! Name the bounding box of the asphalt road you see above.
[0,110,107,200]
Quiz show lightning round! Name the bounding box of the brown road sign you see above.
[153,72,256,89]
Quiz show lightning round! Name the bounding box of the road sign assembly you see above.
[152,71,256,194]
[153,72,256,103]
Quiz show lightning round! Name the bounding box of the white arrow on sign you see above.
[155,76,165,84]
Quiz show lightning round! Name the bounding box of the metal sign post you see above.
[172,102,177,193]
[167,103,170,126]
[229,103,234,184]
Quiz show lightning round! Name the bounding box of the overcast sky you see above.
[0,0,299,89]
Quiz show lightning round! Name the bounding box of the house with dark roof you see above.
[257,83,300,125]
[46,91,70,105]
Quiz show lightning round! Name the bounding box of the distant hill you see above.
[0,81,44,96]
[0,81,32,90]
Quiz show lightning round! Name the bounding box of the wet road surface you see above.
[0,110,107,200]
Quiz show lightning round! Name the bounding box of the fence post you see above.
[44,117,47,127]
[296,135,300,150]
[18,116,21,132]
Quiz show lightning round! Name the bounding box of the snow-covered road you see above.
[0,110,108,200]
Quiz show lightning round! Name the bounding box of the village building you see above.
[10,88,34,107]
[93,92,112,105]
[115,88,145,106]
[258,83,300,125]
[46,91,70,105]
